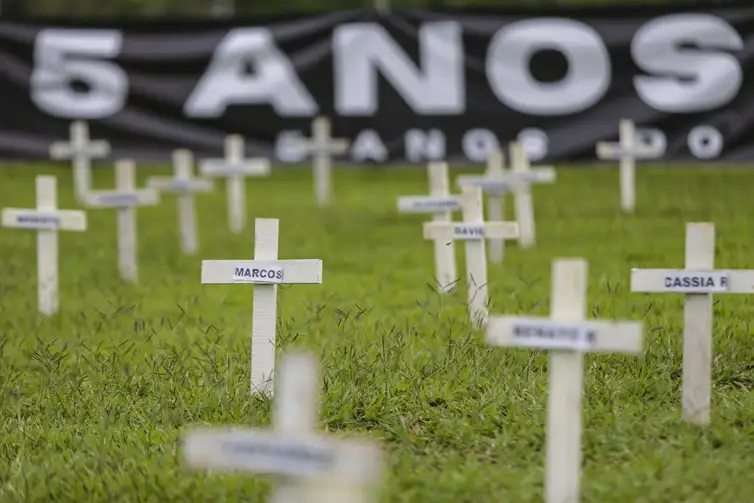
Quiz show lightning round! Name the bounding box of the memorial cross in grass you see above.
[397,161,461,293]
[630,222,754,425]
[1,176,87,315]
[49,120,110,200]
[183,351,384,503]
[200,218,323,396]
[200,135,270,234]
[596,118,663,213]
[295,117,349,206]
[82,160,159,282]
[423,186,519,327]
[147,149,214,255]
[486,258,643,503]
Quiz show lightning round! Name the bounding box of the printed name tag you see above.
[454,224,486,239]
[661,271,729,293]
[397,196,460,213]
[233,264,283,283]
[95,194,139,206]
[472,179,510,194]
[15,214,60,229]
[220,438,335,476]
[511,319,596,351]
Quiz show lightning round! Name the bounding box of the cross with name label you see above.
[397,161,461,293]
[295,117,349,206]
[424,186,519,327]
[200,135,270,234]
[147,149,214,255]
[455,149,508,263]
[201,218,323,396]
[487,258,643,503]
[596,119,663,213]
[183,351,384,503]
[630,222,754,425]
[49,121,110,200]
[82,160,159,283]
[2,176,87,315]
[457,142,555,250]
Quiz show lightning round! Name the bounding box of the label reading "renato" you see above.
[233,264,283,283]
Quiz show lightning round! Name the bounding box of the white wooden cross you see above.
[82,160,159,283]
[295,117,349,206]
[630,222,754,425]
[200,135,270,234]
[147,149,214,255]
[596,118,663,213]
[183,351,384,503]
[486,258,643,503]
[49,120,110,200]
[200,218,323,396]
[423,186,519,327]
[457,143,555,251]
[1,176,87,315]
[396,161,460,293]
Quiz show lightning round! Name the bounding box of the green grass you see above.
[1,163,753,502]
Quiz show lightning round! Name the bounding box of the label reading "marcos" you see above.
[233,265,284,283]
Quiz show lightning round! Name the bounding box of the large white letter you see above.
[486,19,609,115]
[333,22,464,115]
[30,29,127,118]
[184,28,317,117]
[632,14,743,113]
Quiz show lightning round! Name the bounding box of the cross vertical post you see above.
[509,142,536,248]
[485,149,506,263]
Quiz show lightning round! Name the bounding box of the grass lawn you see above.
[0,163,753,502]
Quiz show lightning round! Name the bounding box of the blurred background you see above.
[0,0,718,18]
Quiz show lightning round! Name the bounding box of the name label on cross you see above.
[14,213,60,229]
[454,224,486,239]
[233,264,284,283]
[91,193,139,206]
[662,271,729,293]
[397,196,460,213]
[511,319,597,351]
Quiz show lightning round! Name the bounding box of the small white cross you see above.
[596,119,663,213]
[183,351,384,503]
[457,143,555,251]
[82,160,159,283]
[630,222,754,425]
[2,176,87,315]
[487,258,643,503]
[423,186,519,327]
[49,121,110,200]
[147,149,214,255]
[295,117,349,206]
[200,218,323,396]
[397,162,460,293]
[200,135,270,234]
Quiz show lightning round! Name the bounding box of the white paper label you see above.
[233,264,283,283]
[14,213,60,229]
[661,271,729,293]
[397,196,460,213]
[472,179,510,193]
[218,437,335,476]
[454,224,486,239]
[511,319,596,351]
[93,193,139,206]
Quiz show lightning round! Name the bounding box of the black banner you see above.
[2,3,754,164]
